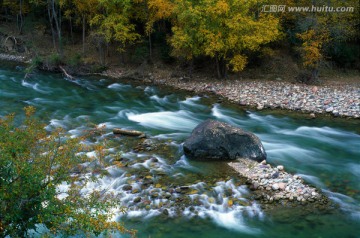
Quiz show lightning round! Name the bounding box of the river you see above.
[1,63,359,238]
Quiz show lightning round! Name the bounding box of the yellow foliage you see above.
[169,0,281,72]
[229,54,247,72]
[297,29,330,68]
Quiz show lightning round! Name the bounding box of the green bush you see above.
[67,53,82,67]
[0,107,135,237]
[48,53,62,66]
[25,55,43,74]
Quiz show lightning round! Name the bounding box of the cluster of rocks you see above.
[228,159,330,206]
[0,53,28,63]
[233,82,359,118]
[140,75,359,119]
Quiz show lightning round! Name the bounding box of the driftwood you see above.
[3,36,17,51]
[59,65,75,80]
[113,128,145,137]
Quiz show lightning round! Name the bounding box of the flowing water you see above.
[1,63,360,238]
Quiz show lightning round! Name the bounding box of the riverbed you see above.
[1,63,360,238]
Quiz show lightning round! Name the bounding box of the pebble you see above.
[122,185,132,191]
[278,182,286,190]
[133,197,141,203]
[326,106,334,112]
[162,209,169,216]
[277,165,284,171]
[272,183,279,190]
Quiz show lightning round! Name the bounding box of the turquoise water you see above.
[1,64,360,238]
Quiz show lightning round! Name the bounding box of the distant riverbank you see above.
[102,68,360,119]
[1,53,359,119]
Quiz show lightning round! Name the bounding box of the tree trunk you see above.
[98,39,106,66]
[50,0,63,57]
[215,56,221,79]
[69,17,73,44]
[47,1,56,51]
[221,58,228,79]
[17,0,24,34]
[57,5,63,57]
[82,15,85,54]
[188,58,194,78]
[148,33,153,63]
[311,68,319,81]
[215,55,227,79]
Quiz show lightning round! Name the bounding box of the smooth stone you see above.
[133,197,141,203]
[326,106,334,112]
[123,185,132,191]
[151,193,159,198]
[162,209,169,216]
[272,183,280,190]
[278,182,286,190]
[277,165,284,171]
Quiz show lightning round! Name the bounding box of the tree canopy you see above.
[0,0,358,77]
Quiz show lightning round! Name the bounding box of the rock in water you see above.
[183,119,266,162]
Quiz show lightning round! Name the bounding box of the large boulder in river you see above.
[183,120,266,162]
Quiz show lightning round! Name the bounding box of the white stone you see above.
[272,183,279,190]
[326,106,334,112]
[277,165,284,171]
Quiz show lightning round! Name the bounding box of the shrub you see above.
[0,107,135,237]
[48,53,62,66]
[67,53,82,67]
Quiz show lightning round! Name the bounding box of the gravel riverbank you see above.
[103,69,359,119]
[154,77,359,119]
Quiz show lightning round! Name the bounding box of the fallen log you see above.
[113,128,145,137]
[59,65,75,80]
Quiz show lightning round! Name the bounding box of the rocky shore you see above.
[228,159,331,208]
[102,68,360,119]
[148,77,360,119]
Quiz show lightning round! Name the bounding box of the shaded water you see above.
[1,64,360,238]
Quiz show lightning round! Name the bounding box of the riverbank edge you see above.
[1,53,359,120]
[103,70,359,120]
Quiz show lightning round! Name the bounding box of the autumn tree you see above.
[275,0,359,81]
[169,0,281,78]
[90,0,140,65]
[0,107,136,237]
[61,0,98,53]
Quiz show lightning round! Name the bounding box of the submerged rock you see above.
[183,119,266,162]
